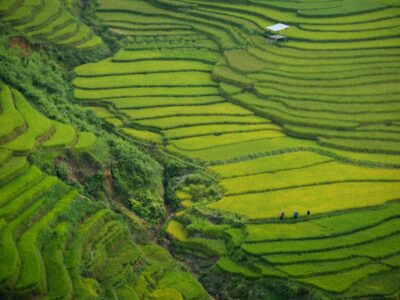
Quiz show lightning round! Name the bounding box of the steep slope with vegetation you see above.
[0,147,206,299]
[0,11,208,299]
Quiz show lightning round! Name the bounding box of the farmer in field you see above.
[279,211,284,220]
[307,210,311,218]
[294,211,298,219]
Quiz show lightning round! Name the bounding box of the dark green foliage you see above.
[163,161,222,210]
[0,34,164,222]
[0,35,100,130]
[129,189,165,221]
[84,173,105,199]
[109,138,162,191]
[161,156,194,208]
[179,173,223,202]
[108,138,164,220]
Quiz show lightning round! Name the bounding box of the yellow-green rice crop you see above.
[172,130,284,151]
[210,182,400,220]
[220,161,400,195]
[122,128,162,143]
[121,103,252,120]
[210,151,330,178]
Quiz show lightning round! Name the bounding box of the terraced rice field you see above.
[70,0,400,297]
[0,153,207,299]
[0,82,95,153]
[0,0,102,49]
[0,81,207,299]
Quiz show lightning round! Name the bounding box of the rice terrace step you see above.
[1,0,400,298]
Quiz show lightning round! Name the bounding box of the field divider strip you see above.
[73,84,219,91]
[75,68,215,77]
[129,112,253,121]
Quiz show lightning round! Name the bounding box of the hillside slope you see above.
[0,0,103,49]
[72,0,400,298]
[0,80,208,299]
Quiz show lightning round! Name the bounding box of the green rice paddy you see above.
[0,78,207,299]
[0,0,102,49]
